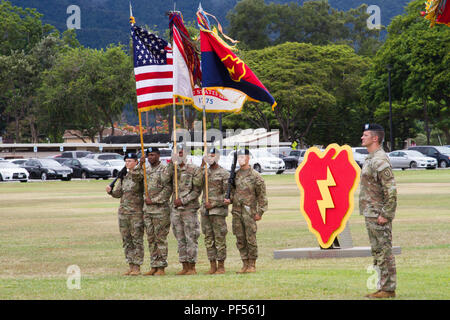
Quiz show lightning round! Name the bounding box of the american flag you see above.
[132,25,173,111]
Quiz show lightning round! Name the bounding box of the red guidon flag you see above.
[131,25,173,111]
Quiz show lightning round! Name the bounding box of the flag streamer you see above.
[422,0,450,27]
[196,7,277,111]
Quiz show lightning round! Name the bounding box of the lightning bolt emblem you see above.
[316,167,336,224]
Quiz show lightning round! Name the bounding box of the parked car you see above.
[86,153,123,163]
[101,159,125,177]
[218,150,240,172]
[281,149,306,169]
[352,147,369,167]
[226,148,285,174]
[408,146,450,168]
[388,150,437,170]
[9,159,28,166]
[61,158,111,179]
[0,160,29,182]
[60,151,93,159]
[22,158,73,181]
[159,148,172,165]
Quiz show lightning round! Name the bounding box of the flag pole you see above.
[130,2,149,199]
[171,20,179,200]
[182,100,186,129]
[202,88,209,203]
[138,110,149,199]
[173,96,179,200]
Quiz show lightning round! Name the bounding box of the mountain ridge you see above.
[9,0,410,48]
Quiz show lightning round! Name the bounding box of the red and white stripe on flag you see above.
[173,25,194,104]
[131,25,175,111]
[134,48,173,111]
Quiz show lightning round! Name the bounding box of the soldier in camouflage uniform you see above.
[167,145,203,275]
[359,124,397,298]
[200,148,230,275]
[226,148,268,273]
[139,147,172,276]
[106,153,144,276]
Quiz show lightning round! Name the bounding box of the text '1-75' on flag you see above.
[132,25,173,111]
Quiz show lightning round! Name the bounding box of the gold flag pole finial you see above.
[129,2,135,25]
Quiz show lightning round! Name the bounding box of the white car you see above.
[0,160,29,182]
[159,148,173,165]
[352,147,369,167]
[86,153,123,164]
[8,159,28,166]
[388,150,437,170]
[226,148,285,174]
[101,159,125,177]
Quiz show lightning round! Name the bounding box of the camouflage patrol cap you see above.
[124,152,138,160]
[145,147,160,155]
[363,123,384,132]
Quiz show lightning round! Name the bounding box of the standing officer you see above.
[106,152,144,276]
[359,124,397,298]
[225,148,267,273]
[201,148,230,274]
[167,145,203,275]
[140,147,172,276]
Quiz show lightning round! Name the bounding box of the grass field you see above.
[0,169,449,300]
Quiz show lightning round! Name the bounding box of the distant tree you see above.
[223,42,370,145]
[0,0,54,55]
[39,45,135,142]
[360,0,450,146]
[0,31,81,143]
[227,0,382,54]
[226,0,273,50]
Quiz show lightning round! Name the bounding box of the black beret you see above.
[237,148,250,156]
[208,147,218,154]
[124,152,138,160]
[363,123,384,131]
[176,143,185,150]
[146,147,160,155]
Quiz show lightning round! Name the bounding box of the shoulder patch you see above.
[381,167,393,179]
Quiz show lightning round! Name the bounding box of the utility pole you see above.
[387,64,394,151]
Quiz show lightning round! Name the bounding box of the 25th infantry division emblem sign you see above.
[295,144,361,248]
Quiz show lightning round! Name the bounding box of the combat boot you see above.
[122,263,134,276]
[236,259,249,274]
[205,260,217,275]
[129,264,141,276]
[246,259,256,273]
[143,267,158,276]
[176,262,189,275]
[215,260,225,274]
[154,267,166,276]
[366,290,396,299]
[185,262,197,275]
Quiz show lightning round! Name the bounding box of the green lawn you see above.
[0,169,449,299]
